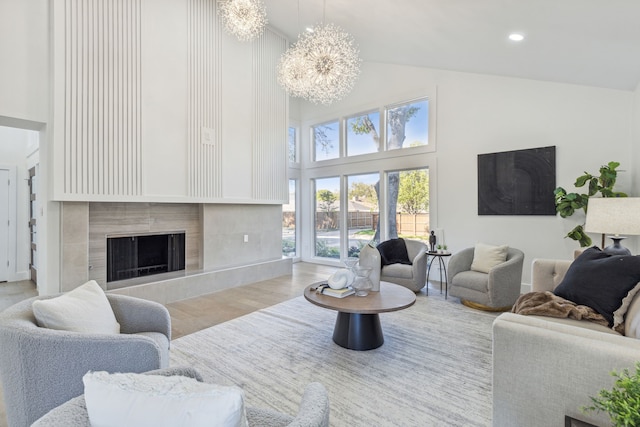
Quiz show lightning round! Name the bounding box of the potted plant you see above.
[442,244,448,254]
[436,244,442,254]
[554,161,627,247]
[582,362,640,427]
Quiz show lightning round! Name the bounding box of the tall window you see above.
[313,121,340,161]
[282,179,297,257]
[314,177,340,259]
[288,127,297,163]
[386,98,429,150]
[346,111,380,157]
[346,173,379,256]
[387,168,430,239]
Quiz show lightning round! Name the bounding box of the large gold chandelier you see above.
[278,22,361,105]
[217,0,268,42]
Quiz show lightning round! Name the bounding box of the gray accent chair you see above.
[359,239,428,292]
[0,293,171,427]
[448,246,524,310]
[32,367,331,427]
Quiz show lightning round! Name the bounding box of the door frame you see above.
[0,165,18,282]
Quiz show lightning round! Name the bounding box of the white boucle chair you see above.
[31,367,330,427]
[0,293,171,427]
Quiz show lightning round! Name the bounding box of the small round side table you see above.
[426,252,452,298]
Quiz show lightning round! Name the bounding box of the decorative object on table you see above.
[581,362,640,427]
[429,230,436,252]
[584,197,640,256]
[554,161,627,247]
[436,244,442,254]
[478,146,556,215]
[217,0,268,42]
[442,244,448,254]
[327,268,354,290]
[358,243,380,292]
[316,284,355,298]
[351,267,373,297]
[342,256,359,274]
[276,1,361,105]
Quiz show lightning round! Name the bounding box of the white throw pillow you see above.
[83,371,248,427]
[470,243,509,274]
[32,280,120,334]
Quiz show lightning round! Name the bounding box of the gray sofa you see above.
[0,293,171,427]
[32,367,330,427]
[492,258,640,427]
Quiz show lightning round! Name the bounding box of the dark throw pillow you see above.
[554,246,640,326]
[377,238,412,267]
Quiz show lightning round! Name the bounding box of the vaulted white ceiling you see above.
[263,0,640,91]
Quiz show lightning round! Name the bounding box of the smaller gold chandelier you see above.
[217,0,268,42]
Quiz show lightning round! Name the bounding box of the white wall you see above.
[0,0,48,123]
[632,82,640,196]
[300,62,636,285]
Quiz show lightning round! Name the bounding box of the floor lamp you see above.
[584,197,640,255]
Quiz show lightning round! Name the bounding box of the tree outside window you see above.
[346,111,380,156]
[392,169,430,239]
[282,179,296,257]
[314,177,341,259]
[349,98,430,241]
[288,127,297,163]
[346,173,379,256]
[313,121,340,161]
[386,99,429,150]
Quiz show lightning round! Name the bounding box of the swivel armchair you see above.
[359,238,428,292]
[448,246,524,311]
[0,293,171,427]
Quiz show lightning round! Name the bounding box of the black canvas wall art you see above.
[478,146,556,215]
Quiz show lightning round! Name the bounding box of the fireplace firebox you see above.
[107,232,186,282]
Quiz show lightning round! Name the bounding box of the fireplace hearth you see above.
[107,232,186,282]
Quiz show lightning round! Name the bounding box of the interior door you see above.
[0,169,9,282]
[28,166,37,285]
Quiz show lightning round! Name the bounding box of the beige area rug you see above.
[170,290,500,427]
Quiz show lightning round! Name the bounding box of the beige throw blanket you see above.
[512,291,610,328]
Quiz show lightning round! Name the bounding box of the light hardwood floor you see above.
[167,262,338,339]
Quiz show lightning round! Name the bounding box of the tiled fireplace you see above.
[59,201,290,304]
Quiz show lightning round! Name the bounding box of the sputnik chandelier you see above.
[217,0,268,42]
[277,3,361,105]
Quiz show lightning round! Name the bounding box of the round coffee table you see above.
[304,281,416,351]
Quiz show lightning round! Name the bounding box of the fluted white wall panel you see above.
[63,0,142,196]
[252,28,288,202]
[187,0,222,198]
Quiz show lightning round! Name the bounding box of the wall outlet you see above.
[202,127,215,146]
[243,234,249,243]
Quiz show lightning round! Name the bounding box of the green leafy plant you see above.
[554,161,627,247]
[582,362,640,427]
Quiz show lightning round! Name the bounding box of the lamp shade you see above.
[584,197,640,236]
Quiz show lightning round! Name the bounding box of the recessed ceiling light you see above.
[508,33,525,42]
[305,27,314,33]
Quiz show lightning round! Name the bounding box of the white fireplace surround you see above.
[60,202,290,304]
